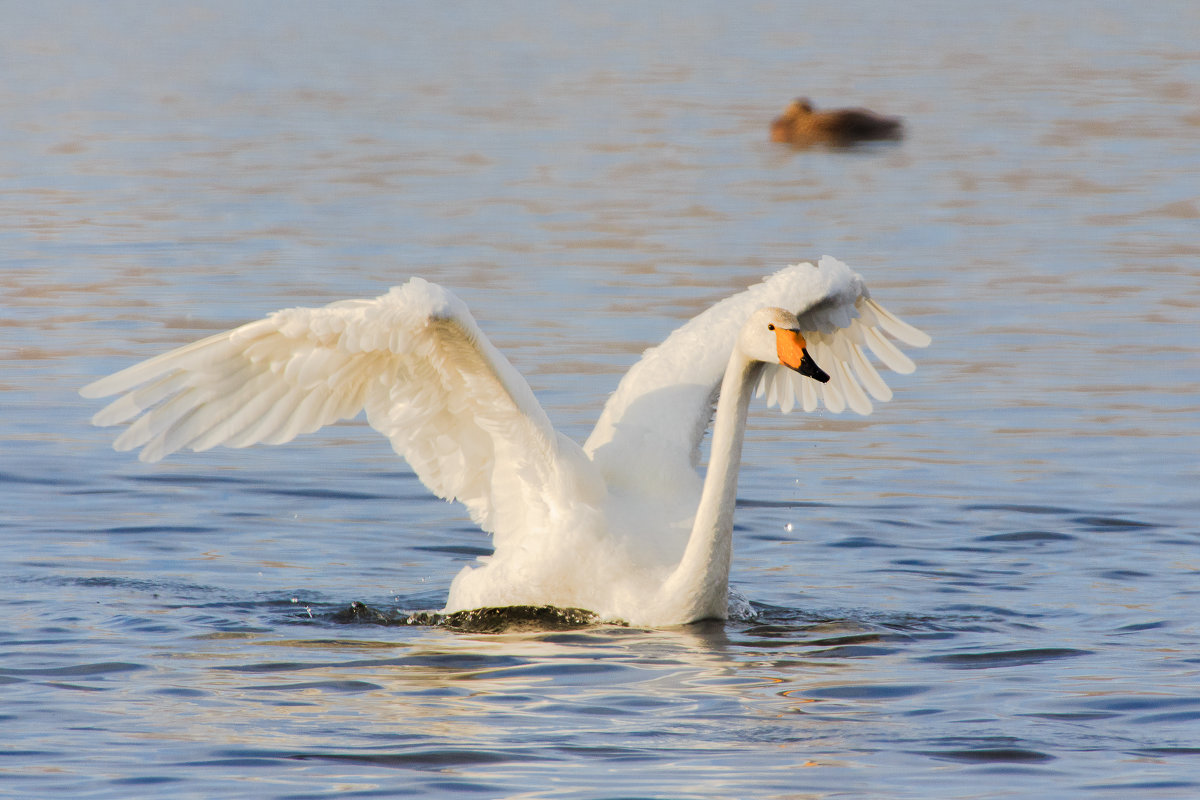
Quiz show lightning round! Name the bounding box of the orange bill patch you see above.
[774,327,808,370]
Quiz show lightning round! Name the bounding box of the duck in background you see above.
[770,98,903,147]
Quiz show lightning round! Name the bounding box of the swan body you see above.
[770,98,904,146]
[81,257,929,626]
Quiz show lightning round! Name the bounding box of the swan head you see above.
[739,307,830,383]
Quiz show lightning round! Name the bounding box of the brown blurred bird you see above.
[770,98,903,146]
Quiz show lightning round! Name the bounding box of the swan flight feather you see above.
[81,278,594,545]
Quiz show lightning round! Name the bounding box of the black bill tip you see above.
[797,348,830,383]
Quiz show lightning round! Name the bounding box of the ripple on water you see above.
[919,745,1056,765]
[1074,515,1161,532]
[0,661,145,678]
[244,679,385,693]
[920,648,1091,669]
[977,530,1076,543]
[803,683,932,701]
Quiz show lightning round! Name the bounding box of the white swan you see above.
[81,256,929,626]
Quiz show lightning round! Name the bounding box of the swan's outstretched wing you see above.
[81,278,588,539]
[583,256,929,497]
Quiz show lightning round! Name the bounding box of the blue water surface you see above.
[2,2,1198,798]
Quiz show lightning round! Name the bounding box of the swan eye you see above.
[767,323,775,331]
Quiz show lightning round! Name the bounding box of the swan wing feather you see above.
[585,257,928,496]
[81,278,572,537]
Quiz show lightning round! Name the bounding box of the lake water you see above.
[3,2,1199,797]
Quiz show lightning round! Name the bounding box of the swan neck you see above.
[665,351,761,621]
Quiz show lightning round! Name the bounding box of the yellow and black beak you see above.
[795,348,830,383]
[775,328,831,384]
